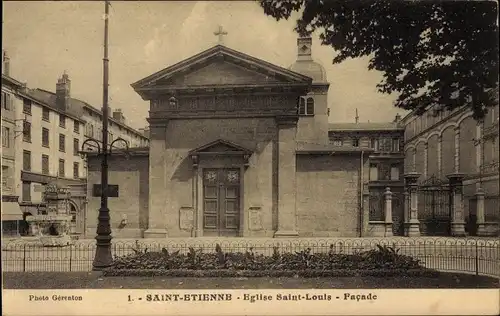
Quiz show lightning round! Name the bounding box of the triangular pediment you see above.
[131,45,312,96]
[189,139,253,155]
[156,60,283,86]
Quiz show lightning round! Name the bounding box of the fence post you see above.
[23,244,26,272]
[69,245,73,272]
[403,172,421,236]
[384,187,393,237]
[475,241,479,276]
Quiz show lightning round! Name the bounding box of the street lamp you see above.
[81,136,129,270]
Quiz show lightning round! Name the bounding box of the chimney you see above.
[112,108,125,123]
[297,37,313,61]
[355,108,359,124]
[56,72,71,111]
[2,50,10,76]
[394,113,402,123]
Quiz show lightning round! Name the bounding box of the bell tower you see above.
[289,37,330,145]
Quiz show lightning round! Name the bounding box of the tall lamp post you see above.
[81,0,130,270]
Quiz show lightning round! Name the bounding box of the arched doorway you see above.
[67,200,82,235]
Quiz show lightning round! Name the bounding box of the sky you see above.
[3,1,405,130]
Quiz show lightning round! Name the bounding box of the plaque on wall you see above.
[92,184,119,197]
[179,207,194,230]
[248,207,263,231]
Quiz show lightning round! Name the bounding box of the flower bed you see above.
[104,244,438,278]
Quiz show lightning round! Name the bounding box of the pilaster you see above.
[404,172,421,236]
[384,187,393,237]
[423,142,428,179]
[437,135,442,179]
[144,122,169,238]
[447,173,466,237]
[274,115,299,238]
[475,187,487,236]
[454,127,460,173]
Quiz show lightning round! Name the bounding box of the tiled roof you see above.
[328,122,403,131]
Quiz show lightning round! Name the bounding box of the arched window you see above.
[298,96,314,116]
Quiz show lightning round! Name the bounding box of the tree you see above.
[260,0,499,120]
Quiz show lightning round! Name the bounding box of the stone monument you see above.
[25,181,73,247]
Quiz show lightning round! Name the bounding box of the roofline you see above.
[400,86,499,123]
[131,44,313,89]
[2,74,24,88]
[82,104,149,140]
[296,147,375,155]
[17,91,85,123]
[35,88,148,140]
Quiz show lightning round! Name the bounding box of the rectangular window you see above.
[85,123,94,138]
[369,164,378,181]
[58,159,65,177]
[390,165,400,181]
[23,98,32,115]
[22,182,31,202]
[42,128,50,147]
[370,138,379,151]
[392,138,400,152]
[2,92,11,110]
[74,121,80,134]
[378,163,391,180]
[73,138,79,156]
[352,138,359,147]
[59,134,65,152]
[2,126,10,148]
[42,155,49,175]
[59,114,66,128]
[378,138,392,152]
[23,121,31,143]
[42,107,50,121]
[73,162,79,179]
[23,150,31,171]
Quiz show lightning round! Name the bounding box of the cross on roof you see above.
[214,25,228,45]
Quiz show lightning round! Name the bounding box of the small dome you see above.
[289,60,328,83]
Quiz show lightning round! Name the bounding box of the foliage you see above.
[109,243,425,272]
[259,0,499,120]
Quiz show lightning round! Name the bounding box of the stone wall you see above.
[86,155,149,238]
[295,155,362,237]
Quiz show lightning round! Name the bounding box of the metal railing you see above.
[1,237,499,278]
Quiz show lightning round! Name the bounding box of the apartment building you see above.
[1,51,150,237]
[1,51,24,235]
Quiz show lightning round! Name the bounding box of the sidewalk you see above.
[3,271,499,289]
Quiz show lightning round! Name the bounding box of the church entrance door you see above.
[202,168,241,237]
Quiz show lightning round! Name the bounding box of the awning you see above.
[1,202,23,221]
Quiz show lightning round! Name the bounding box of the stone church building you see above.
[85,37,406,238]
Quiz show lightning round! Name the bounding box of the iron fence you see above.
[1,237,499,278]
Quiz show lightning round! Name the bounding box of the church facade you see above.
[85,38,388,238]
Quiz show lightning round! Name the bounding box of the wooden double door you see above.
[202,168,241,236]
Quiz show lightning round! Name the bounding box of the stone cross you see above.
[214,25,228,45]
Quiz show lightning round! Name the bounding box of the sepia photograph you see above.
[1,0,499,315]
